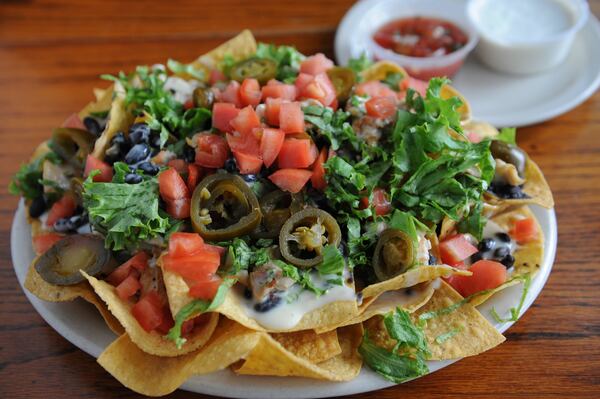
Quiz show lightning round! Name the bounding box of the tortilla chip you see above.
[462,120,499,140]
[361,265,470,299]
[315,282,435,334]
[91,95,135,160]
[365,281,505,360]
[25,264,124,335]
[440,85,471,122]
[162,267,359,333]
[98,319,262,397]
[469,206,544,306]
[78,86,114,120]
[84,272,219,357]
[194,29,257,71]
[272,329,341,363]
[233,324,363,381]
[360,61,408,82]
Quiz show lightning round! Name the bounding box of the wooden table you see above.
[1,1,599,398]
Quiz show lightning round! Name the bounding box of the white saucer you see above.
[335,0,600,127]
[11,200,557,398]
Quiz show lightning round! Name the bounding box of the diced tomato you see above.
[311,147,328,191]
[84,154,113,182]
[226,131,260,155]
[365,96,397,119]
[184,99,194,110]
[181,318,196,337]
[167,159,188,175]
[295,73,314,93]
[405,77,429,97]
[165,197,191,219]
[46,195,77,227]
[195,134,229,168]
[439,234,479,266]
[372,188,392,216]
[446,260,508,297]
[212,103,240,133]
[62,113,86,130]
[131,291,166,333]
[308,141,319,165]
[298,73,337,107]
[240,78,262,107]
[209,69,226,85]
[261,80,297,101]
[187,164,201,192]
[260,128,285,168]
[300,53,335,76]
[279,102,305,134]
[233,150,263,174]
[204,243,227,257]
[230,106,261,136]
[217,80,243,108]
[265,98,284,126]
[115,274,142,300]
[278,139,313,169]
[32,233,64,255]
[158,168,189,201]
[511,218,538,244]
[188,274,223,300]
[269,168,313,193]
[168,232,204,256]
[154,311,175,335]
[356,81,397,98]
[106,252,149,286]
[163,255,221,281]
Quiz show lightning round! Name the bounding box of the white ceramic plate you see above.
[11,200,556,398]
[335,0,600,127]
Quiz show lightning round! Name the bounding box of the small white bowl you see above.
[467,0,589,75]
[363,0,479,80]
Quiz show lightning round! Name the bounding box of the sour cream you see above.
[475,0,575,43]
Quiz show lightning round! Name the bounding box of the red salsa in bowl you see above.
[374,17,469,58]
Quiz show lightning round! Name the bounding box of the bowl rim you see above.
[466,0,590,48]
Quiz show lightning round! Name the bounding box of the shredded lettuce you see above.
[495,127,517,145]
[167,58,205,80]
[359,307,430,383]
[9,151,61,201]
[255,43,305,83]
[491,274,532,323]
[347,53,373,80]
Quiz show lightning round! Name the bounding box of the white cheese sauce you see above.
[476,0,575,43]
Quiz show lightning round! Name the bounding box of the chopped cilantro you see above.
[167,58,205,80]
[347,53,373,81]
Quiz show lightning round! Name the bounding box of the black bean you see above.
[495,232,511,243]
[129,123,151,144]
[111,131,128,146]
[243,288,252,300]
[138,161,159,176]
[29,196,47,218]
[470,252,483,263]
[83,117,102,136]
[494,246,510,258]
[125,173,143,184]
[478,238,495,252]
[242,174,258,183]
[183,145,196,163]
[104,144,122,164]
[223,158,237,173]
[53,218,72,233]
[253,294,281,312]
[125,144,150,164]
[500,254,515,268]
[68,214,86,228]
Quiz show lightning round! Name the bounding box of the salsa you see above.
[373,17,468,58]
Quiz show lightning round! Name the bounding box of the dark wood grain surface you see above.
[1,1,599,398]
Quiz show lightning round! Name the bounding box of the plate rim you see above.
[334,0,600,128]
[10,199,557,398]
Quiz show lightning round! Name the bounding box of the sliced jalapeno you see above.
[191,173,262,240]
[326,67,356,102]
[230,57,277,85]
[252,190,304,239]
[49,127,96,167]
[192,86,214,109]
[373,229,414,281]
[279,208,341,268]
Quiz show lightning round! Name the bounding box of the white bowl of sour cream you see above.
[467,0,589,74]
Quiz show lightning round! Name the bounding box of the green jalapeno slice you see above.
[373,229,414,281]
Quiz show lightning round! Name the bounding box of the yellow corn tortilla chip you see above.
[272,329,341,364]
[440,84,471,122]
[462,120,499,140]
[365,281,505,360]
[360,60,408,82]
[233,324,363,381]
[161,266,359,333]
[91,95,135,160]
[194,29,257,71]
[84,272,219,357]
[98,319,263,397]
[78,86,114,120]
[24,264,124,335]
[315,281,436,334]
[361,265,470,299]
[469,206,544,306]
